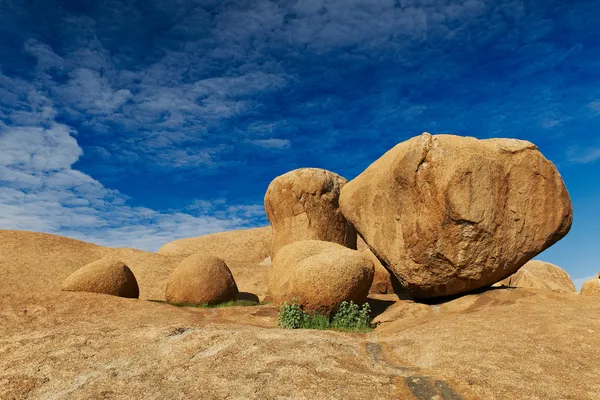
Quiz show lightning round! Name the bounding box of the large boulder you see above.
[499,260,576,293]
[580,273,600,297]
[165,254,238,305]
[264,168,357,259]
[269,240,374,314]
[340,133,573,298]
[157,226,272,263]
[62,258,139,298]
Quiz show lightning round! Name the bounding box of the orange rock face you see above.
[264,168,356,259]
[157,226,272,263]
[340,133,573,298]
[269,240,374,314]
[165,254,238,305]
[500,260,576,293]
[62,258,139,298]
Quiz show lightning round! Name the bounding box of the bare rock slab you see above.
[340,133,573,298]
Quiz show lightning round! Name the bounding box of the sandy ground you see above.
[2,230,600,399]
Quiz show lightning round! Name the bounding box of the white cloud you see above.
[589,100,600,115]
[566,146,600,164]
[0,96,264,251]
[248,138,291,150]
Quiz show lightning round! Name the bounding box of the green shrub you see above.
[331,301,371,331]
[277,299,372,332]
[277,300,306,329]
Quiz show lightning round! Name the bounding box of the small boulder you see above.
[499,260,576,293]
[62,258,139,298]
[340,133,573,298]
[269,240,374,315]
[264,168,357,259]
[165,254,238,305]
[580,273,600,297]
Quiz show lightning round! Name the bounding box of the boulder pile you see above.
[62,258,139,298]
[264,168,356,259]
[165,254,238,305]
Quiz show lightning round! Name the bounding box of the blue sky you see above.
[1,0,599,285]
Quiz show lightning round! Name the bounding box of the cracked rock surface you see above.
[340,133,573,298]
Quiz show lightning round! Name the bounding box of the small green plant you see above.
[331,301,371,331]
[277,299,372,332]
[277,300,306,329]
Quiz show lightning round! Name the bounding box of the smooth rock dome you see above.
[157,226,272,263]
[165,254,238,305]
[500,260,576,293]
[340,133,573,298]
[580,273,600,297]
[62,258,139,298]
[269,240,374,314]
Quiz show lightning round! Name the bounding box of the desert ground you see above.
[2,229,599,400]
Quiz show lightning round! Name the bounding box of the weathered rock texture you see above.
[500,260,576,293]
[264,168,356,259]
[165,254,238,305]
[580,273,600,296]
[62,258,139,298]
[157,226,272,263]
[357,237,397,294]
[340,133,573,298]
[269,240,374,314]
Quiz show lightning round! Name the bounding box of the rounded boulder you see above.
[62,258,139,298]
[340,133,573,298]
[269,240,374,315]
[165,254,238,305]
[264,168,357,259]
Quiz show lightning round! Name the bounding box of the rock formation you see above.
[165,254,238,305]
[357,237,396,294]
[62,258,139,298]
[269,240,373,314]
[157,226,272,263]
[499,260,576,293]
[264,168,356,259]
[580,273,600,296]
[340,133,573,298]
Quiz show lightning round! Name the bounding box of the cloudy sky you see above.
[1,0,599,284]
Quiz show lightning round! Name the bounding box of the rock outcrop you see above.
[62,258,139,298]
[269,240,373,314]
[357,237,396,294]
[264,168,356,259]
[580,273,600,296]
[165,254,238,305]
[157,226,272,263]
[499,260,576,293]
[340,133,573,298]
